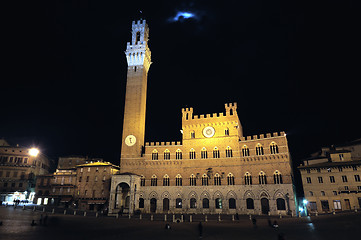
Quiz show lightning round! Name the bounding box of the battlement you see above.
[132,19,147,27]
[145,141,182,147]
[240,131,286,141]
[182,103,238,121]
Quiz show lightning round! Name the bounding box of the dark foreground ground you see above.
[1,207,360,240]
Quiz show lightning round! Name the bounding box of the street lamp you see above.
[29,148,39,157]
[303,199,308,216]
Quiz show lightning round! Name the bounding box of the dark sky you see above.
[2,0,360,174]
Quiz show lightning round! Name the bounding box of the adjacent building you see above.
[0,139,51,203]
[298,139,361,213]
[35,156,119,211]
[108,20,297,216]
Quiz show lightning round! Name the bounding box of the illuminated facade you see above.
[109,20,296,216]
[299,140,361,213]
[0,139,51,203]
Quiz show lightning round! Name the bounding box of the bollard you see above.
[64,209,67,215]
[232,215,235,221]
[52,208,55,214]
[354,207,358,213]
[173,214,175,222]
[116,213,119,219]
[43,207,45,212]
[332,209,335,215]
[315,211,318,217]
[218,214,221,222]
[164,214,167,222]
[205,215,208,222]
[189,215,192,222]
[84,211,87,217]
[23,205,25,210]
[279,213,282,219]
[139,214,142,220]
[268,211,271,216]
[128,213,131,219]
[151,215,154,221]
[181,215,184,222]
[249,214,252,220]
[74,210,77,215]
[96,212,99,218]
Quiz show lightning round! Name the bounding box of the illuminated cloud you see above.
[169,11,197,22]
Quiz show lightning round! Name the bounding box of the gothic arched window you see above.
[190,131,195,139]
[202,174,209,186]
[273,170,283,184]
[152,150,158,160]
[242,145,250,156]
[189,148,196,159]
[176,149,182,160]
[244,172,252,185]
[151,175,157,186]
[164,149,170,160]
[175,174,182,186]
[136,31,141,43]
[140,176,145,186]
[270,142,279,154]
[213,147,220,158]
[256,143,264,156]
[163,174,169,186]
[201,147,208,159]
[225,127,229,136]
[227,173,235,185]
[259,171,267,184]
[226,146,233,158]
[214,173,221,186]
[189,174,196,186]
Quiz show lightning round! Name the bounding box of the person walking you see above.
[198,222,203,238]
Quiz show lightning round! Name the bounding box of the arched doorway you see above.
[261,198,269,214]
[163,198,169,211]
[150,198,157,213]
[114,183,130,211]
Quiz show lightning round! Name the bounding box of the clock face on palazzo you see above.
[125,135,136,146]
[203,126,215,138]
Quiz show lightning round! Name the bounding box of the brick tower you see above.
[120,19,151,165]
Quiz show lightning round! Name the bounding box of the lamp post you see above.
[303,199,308,216]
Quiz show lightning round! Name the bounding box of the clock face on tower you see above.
[125,135,136,146]
[203,126,215,138]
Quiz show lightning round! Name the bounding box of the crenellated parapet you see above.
[240,131,286,141]
[125,19,152,71]
[145,141,182,146]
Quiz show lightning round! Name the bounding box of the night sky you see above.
[2,0,359,178]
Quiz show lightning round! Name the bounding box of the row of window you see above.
[151,142,280,160]
[79,167,108,173]
[2,182,24,188]
[141,171,283,186]
[139,197,287,211]
[308,186,361,197]
[305,165,358,173]
[0,156,30,164]
[306,175,361,184]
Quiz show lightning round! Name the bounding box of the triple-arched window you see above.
[151,175,157,186]
[242,145,250,156]
[214,173,221,186]
[202,174,209,186]
[201,148,208,159]
[175,174,182,186]
[227,173,235,185]
[176,149,182,160]
[244,172,252,185]
[259,171,267,184]
[274,170,283,184]
[189,174,196,186]
[256,144,264,155]
[226,146,233,157]
[213,147,220,158]
[163,174,169,186]
[152,149,158,160]
[164,149,170,160]
[189,148,196,159]
[270,142,279,154]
